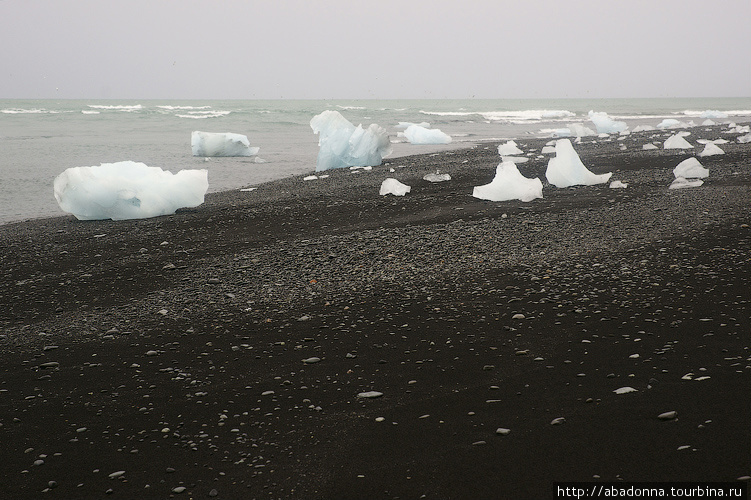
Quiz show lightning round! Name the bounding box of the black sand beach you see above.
[1,126,750,499]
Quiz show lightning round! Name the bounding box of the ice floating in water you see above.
[545,139,612,188]
[497,140,523,156]
[310,110,392,171]
[395,121,430,130]
[53,161,208,220]
[673,158,709,179]
[609,180,628,189]
[669,177,703,190]
[664,134,693,149]
[379,178,411,196]
[423,171,452,182]
[588,111,627,134]
[699,110,728,119]
[191,131,259,157]
[472,162,543,202]
[698,143,724,157]
[403,124,452,145]
[657,119,684,129]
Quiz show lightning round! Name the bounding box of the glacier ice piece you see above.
[588,111,627,134]
[310,110,392,171]
[673,158,709,179]
[403,124,452,145]
[657,119,684,129]
[738,133,751,144]
[497,140,523,155]
[700,110,728,119]
[53,161,208,220]
[423,171,451,182]
[379,178,411,196]
[698,143,724,157]
[609,180,628,189]
[545,139,612,188]
[669,177,703,190]
[472,162,543,202]
[191,131,259,157]
[395,121,430,130]
[664,134,693,149]
[632,125,656,132]
[642,143,659,150]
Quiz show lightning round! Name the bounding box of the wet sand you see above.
[1,125,750,499]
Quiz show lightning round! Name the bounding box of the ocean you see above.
[1,97,750,225]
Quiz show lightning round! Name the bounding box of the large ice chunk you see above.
[403,124,452,145]
[310,110,392,171]
[472,162,543,202]
[673,158,709,179]
[53,161,208,220]
[545,139,612,188]
[497,140,523,155]
[191,131,260,157]
[588,111,628,134]
[379,178,411,196]
[698,143,724,157]
[664,133,693,149]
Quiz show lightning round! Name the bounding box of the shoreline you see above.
[1,125,750,498]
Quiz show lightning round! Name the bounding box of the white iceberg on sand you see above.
[642,143,659,150]
[380,178,411,196]
[664,133,693,149]
[403,124,452,145]
[698,143,724,157]
[472,162,543,202]
[669,177,704,190]
[588,111,627,134]
[673,157,709,179]
[191,131,259,157]
[497,140,524,156]
[545,139,612,188]
[310,110,392,172]
[53,161,208,220]
[423,171,451,182]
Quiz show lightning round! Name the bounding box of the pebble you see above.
[108,470,125,479]
[358,391,383,399]
[613,387,638,394]
[303,357,321,364]
[145,350,159,357]
[261,390,275,396]
[496,428,511,435]
[172,486,187,493]
[512,313,526,320]
[658,411,677,420]
[209,489,219,497]
[550,417,566,425]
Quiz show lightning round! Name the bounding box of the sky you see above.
[1,0,750,100]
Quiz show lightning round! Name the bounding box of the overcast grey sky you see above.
[1,0,749,100]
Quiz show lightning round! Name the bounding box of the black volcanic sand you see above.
[1,125,750,499]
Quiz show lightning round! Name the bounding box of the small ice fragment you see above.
[497,140,523,155]
[379,178,411,196]
[698,143,724,157]
[609,180,628,189]
[669,177,704,190]
[664,134,693,149]
[191,131,259,157]
[423,171,451,182]
[673,158,709,179]
[403,124,452,144]
[545,139,612,187]
[472,162,543,202]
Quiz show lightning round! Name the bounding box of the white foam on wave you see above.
[87,104,142,111]
[157,105,211,110]
[1,108,61,114]
[175,111,231,119]
[336,105,366,110]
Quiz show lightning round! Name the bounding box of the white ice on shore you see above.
[632,124,656,132]
[379,178,411,196]
[403,124,452,145]
[472,162,543,202]
[567,123,597,137]
[191,131,259,157]
[664,133,693,149]
[497,140,523,156]
[588,111,627,134]
[673,157,709,179]
[423,171,451,182]
[53,161,208,220]
[669,177,704,189]
[310,110,392,171]
[738,133,751,144]
[609,180,628,189]
[545,139,612,188]
[395,121,430,130]
[642,143,659,150]
[698,143,724,157]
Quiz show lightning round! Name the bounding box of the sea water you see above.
[1,97,750,224]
